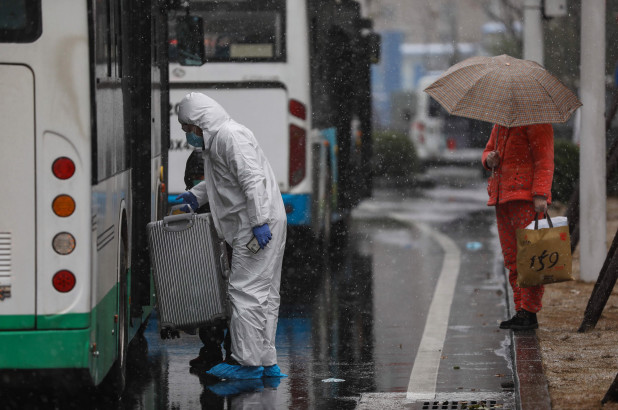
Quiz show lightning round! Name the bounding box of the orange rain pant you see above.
[496,200,545,313]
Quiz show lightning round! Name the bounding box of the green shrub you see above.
[552,139,579,204]
[372,130,418,179]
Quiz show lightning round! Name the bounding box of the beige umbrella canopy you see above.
[423,54,582,128]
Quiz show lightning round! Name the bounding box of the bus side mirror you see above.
[176,15,205,66]
[366,32,381,64]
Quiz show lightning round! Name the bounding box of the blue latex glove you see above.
[252,224,272,249]
[176,191,199,213]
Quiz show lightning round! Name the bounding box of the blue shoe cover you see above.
[263,364,287,378]
[206,362,264,380]
[263,377,281,389]
[207,379,264,396]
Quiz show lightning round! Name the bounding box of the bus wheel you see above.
[101,238,129,396]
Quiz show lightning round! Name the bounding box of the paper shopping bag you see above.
[516,214,573,288]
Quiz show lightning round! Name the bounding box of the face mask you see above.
[185,132,204,148]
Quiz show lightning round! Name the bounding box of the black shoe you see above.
[225,357,240,366]
[499,311,521,329]
[509,310,538,330]
[190,354,223,370]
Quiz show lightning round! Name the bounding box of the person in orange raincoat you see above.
[482,123,554,330]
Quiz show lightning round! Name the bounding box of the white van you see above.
[409,75,446,163]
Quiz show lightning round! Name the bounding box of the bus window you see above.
[176,14,206,66]
[171,0,285,62]
[0,0,41,43]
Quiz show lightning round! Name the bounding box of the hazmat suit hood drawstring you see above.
[178,92,231,147]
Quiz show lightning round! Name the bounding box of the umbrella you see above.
[423,54,582,128]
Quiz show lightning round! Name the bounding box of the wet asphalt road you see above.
[2,165,517,409]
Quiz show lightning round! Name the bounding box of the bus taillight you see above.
[289,99,306,120]
[52,270,76,293]
[52,195,76,217]
[289,124,306,187]
[52,157,76,179]
[53,232,76,255]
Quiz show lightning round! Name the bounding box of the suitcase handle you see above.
[162,213,195,231]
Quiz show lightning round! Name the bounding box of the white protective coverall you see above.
[178,92,287,367]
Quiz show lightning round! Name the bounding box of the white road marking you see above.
[389,214,461,401]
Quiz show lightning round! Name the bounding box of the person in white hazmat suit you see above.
[176,92,287,380]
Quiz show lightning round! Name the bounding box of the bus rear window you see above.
[0,0,41,43]
[170,0,285,62]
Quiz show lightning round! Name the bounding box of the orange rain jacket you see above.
[482,123,554,206]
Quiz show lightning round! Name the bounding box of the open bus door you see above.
[124,2,172,321]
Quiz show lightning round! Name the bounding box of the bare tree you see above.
[481,0,523,56]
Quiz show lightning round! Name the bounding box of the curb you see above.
[513,330,551,409]
[501,262,552,409]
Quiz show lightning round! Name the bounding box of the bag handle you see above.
[534,212,554,230]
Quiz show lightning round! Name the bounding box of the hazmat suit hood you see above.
[178,92,230,146]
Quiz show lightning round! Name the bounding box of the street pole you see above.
[579,0,606,282]
[523,0,544,64]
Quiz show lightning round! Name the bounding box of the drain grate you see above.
[414,400,503,409]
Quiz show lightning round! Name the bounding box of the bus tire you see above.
[100,235,129,396]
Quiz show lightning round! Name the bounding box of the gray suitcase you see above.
[147,212,230,339]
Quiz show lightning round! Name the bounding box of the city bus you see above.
[0,0,172,392]
[167,0,379,241]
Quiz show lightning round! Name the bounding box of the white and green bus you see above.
[0,0,173,391]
